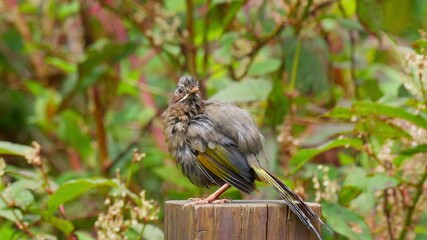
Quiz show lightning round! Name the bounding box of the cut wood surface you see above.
[165,200,321,240]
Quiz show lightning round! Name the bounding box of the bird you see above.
[162,75,327,240]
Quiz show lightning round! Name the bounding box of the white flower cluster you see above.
[402,31,427,100]
[24,142,42,167]
[313,165,339,202]
[95,190,159,240]
[95,197,127,240]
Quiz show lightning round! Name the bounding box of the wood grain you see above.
[165,200,321,240]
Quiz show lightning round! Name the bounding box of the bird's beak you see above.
[189,86,199,94]
[178,86,200,103]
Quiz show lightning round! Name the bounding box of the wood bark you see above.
[165,200,321,240]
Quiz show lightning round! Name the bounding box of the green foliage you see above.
[326,101,427,129]
[0,141,34,157]
[290,138,363,173]
[323,202,372,240]
[211,79,273,102]
[1,0,427,239]
[47,178,119,215]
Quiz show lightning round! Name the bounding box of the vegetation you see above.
[1,0,427,239]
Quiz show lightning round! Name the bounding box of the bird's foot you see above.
[185,197,231,206]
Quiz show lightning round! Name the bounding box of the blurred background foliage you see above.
[1,0,427,239]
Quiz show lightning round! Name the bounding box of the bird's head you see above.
[170,75,202,104]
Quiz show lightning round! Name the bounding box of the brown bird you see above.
[162,76,326,239]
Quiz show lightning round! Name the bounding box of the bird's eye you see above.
[176,86,185,94]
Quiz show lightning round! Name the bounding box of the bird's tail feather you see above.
[253,166,325,240]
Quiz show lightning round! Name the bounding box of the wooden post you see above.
[165,200,321,240]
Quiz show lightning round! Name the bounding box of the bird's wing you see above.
[187,117,255,194]
[204,101,264,153]
[196,146,255,194]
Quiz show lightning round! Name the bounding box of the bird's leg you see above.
[187,183,231,205]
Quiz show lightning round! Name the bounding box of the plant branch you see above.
[289,39,301,93]
[5,0,47,82]
[186,0,197,77]
[248,23,286,58]
[284,39,302,163]
[39,165,53,194]
[122,79,169,98]
[202,0,212,76]
[337,1,359,99]
[91,86,111,173]
[301,0,314,20]
[309,0,338,16]
[221,0,248,34]
[417,63,427,104]
[398,158,427,240]
[383,189,394,240]
[349,31,359,99]
[96,0,180,67]
[231,22,286,80]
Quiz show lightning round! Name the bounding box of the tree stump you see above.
[164,200,321,240]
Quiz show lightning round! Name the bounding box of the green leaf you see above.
[358,78,383,101]
[323,202,372,240]
[355,119,411,139]
[58,110,92,158]
[290,138,363,173]
[353,102,427,129]
[344,167,367,187]
[338,152,356,165]
[74,231,96,240]
[45,57,77,73]
[0,209,23,222]
[324,107,353,119]
[133,224,164,240]
[357,0,383,33]
[80,41,138,83]
[152,166,197,190]
[211,79,272,103]
[57,1,80,20]
[264,77,288,126]
[350,192,375,216]
[414,210,427,238]
[43,214,74,235]
[2,179,40,210]
[22,214,41,224]
[345,171,398,192]
[339,18,364,31]
[3,189,33,210]
[394,144,427,166]
[400,144,427,155]
[63,40,139,96]
[302,124,354,146]
[215,32,238,64]
[0,222,17,240]
[24,81,61,129]
[339,0,356,16]
[47,178,119,215]
[248,59,281,76]
[326,102,427,130]
[284,36,330,94]
[338,186,363,206]
[414,39,427,54]
[366,174,398,191]
[0,141,34,157]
